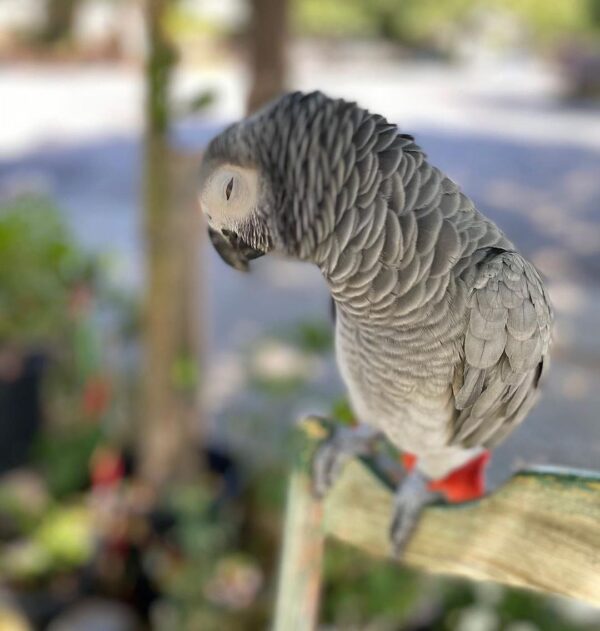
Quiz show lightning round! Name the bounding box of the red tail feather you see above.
[402,451,490,502]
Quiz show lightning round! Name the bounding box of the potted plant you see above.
[0,194,99,473]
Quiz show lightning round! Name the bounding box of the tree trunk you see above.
[42,0,79,44]
[246,0,289,114]
[140,0,202,485]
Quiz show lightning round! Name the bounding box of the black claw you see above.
[389,507,420,557]
[312,441,347,499]
[388,470,433,557]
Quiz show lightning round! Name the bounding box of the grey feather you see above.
[381,211,403,265]
[416,210,443,255]
[429,220,460,277]
[454,368,485,409]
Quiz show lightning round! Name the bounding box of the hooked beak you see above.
[208,227,265,272]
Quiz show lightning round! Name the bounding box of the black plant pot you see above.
[0,352,47,474]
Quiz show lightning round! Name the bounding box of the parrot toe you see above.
[311,424,381,499]
[312,439,349,498]
[389,470,437,557]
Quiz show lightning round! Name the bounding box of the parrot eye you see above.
[225,177,234,201]
[200,164,258,225]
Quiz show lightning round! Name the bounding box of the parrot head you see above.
[198,100,281,272]
[199,90,371,271]
[199,153,271,272]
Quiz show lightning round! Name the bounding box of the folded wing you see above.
[451,251,553,449]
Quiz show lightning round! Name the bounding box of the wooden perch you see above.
[325,459,600,605]
[274,418,600,629]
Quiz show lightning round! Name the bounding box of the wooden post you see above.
[273,419,328,631]
[41,0,78,44]
[140,0,202,484]
[246,0,289,113]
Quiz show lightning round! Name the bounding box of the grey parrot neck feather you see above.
[247,93,515,328]
[207,91,515,329]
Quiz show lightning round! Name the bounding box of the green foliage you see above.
[494,587,597,631]
[322,542,425,627]
[364,0,475,48]
[295,0,600,47]
[146,1,178,136]
[171,353,201,392]
[0,196,95,347]
[294,0,376,38]
[589,0,600,27]
[0,502,93,582]
[157,481,255,631]
[320,541,598,629]
[177,89,218,116]
[499,0,594,39]
[260,318,333,356]
[32,425,102,498]
[295,0,472,43]
[0,539,53,581]
[250,373,308,397]
[37,0,79,45]
[246,318,333,396]
[33,504,92,569]
[165,4,229,39]
[331,397,355,425]
[0,484,47,535]
[288,319,333,354]
[247,465,288,514]
[167,483,237,561]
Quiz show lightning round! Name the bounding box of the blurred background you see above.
[0,1,599,629]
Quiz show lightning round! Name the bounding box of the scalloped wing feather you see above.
[451,251,552,449]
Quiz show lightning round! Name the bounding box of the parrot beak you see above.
[207,227,265,272]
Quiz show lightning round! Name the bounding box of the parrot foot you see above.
[390,452,490,555]
[312,424,381,499]
[389,470,439,557]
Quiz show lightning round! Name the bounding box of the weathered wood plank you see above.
[324,459,600,606]
[273,421,327,631]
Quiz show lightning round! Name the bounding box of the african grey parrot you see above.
[198,91,553,553]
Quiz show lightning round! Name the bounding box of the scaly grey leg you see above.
[389,469,439,557]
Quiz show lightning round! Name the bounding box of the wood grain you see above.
[273,420,327,631]
[323,460,600,606]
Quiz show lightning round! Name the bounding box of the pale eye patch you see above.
[201,165,259,225]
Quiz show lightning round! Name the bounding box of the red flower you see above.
[82,375,111,417]
[90,445,125,489]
